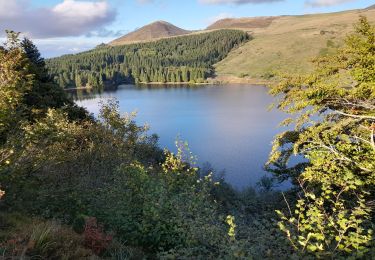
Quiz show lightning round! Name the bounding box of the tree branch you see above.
[334,110,375,120]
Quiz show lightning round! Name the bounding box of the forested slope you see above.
[46,30,249,89]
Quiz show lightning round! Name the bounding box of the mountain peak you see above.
[110,21,190,46]
[152,20,171,25]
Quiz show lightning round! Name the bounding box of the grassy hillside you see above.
[213,8,375,82]
[207,16,276,30]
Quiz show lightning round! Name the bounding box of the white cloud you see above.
[53,0,109,19]
[33,38,109,58]
[305,0,357,7]
[199,0,283,5]
[86,28,127,38]
[0,0,116,38]
[0,36,101,58]
[0,0,23,18]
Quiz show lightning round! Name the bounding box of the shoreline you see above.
[65,86,93,91]
[138,76,274,86]
[207,75,274,86]
[137,81,212,86]
[64,77,274,91]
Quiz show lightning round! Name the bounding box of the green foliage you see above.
[1,101,161,218]
[226,215,236,240]
[0,31,33,144]
[257,175,277,192]
[46,30,250,88]
[0,31,86,144]
[72,214,87,234]
[268,16,375,258]
[88,141,233,255]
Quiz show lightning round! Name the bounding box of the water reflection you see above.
[74,84,291,189]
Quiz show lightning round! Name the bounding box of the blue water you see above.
[73,84,289,189]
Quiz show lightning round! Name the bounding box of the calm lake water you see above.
[73,84,288,189]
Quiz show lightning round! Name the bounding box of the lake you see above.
[73,84,288,189]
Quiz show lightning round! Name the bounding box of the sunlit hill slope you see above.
[212,7,375,82]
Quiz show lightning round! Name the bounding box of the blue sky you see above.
[1,0,373,57]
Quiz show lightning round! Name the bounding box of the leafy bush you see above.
[1,100,162,220]
[83,217,113,255]
[268,16,375,258]
[262,71,275,79]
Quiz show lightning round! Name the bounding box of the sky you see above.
[0,0,373,58]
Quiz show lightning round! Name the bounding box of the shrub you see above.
[72,214,87,234]
[268,17,375,258]
[262,71,275,79]
[0,214,92,259]
[83,217,113,255]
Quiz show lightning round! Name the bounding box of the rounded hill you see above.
[110,21,191,46]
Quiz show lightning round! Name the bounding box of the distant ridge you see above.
[207,17,277,30]
[109,4,375,47]
[206,4,375,31]
[214,7,375,82]
[110,21,191,46]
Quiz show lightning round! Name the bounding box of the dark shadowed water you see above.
[72,84,289,189]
